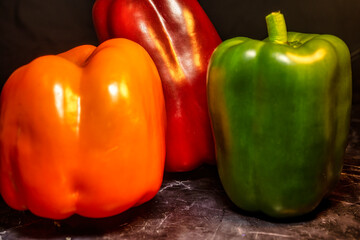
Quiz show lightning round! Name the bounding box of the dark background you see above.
[0,0,359,100]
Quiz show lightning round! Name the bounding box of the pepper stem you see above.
[266,11,288,44]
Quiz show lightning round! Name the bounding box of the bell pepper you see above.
[207,12,352,218]
[92,0,222,172]
[0,38,166,219]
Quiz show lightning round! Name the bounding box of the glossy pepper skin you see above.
[93,0,221,172]
[207,12,352,218]
[0,38,166,219]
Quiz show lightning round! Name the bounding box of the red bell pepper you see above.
[93,0,222,172]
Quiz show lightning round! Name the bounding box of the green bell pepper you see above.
[207,12,352,218]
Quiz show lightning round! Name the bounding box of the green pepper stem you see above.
[266,12,288,44]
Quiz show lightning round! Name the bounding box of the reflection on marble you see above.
[1,107,360,239]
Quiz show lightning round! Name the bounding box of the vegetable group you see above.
[207,12,352,217]
[0,4,353,220]
[93,0,222,171]
[0,38,166,219]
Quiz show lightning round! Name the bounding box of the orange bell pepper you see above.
[0,38,166,219]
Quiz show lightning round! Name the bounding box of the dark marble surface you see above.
[1,107,360,240]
